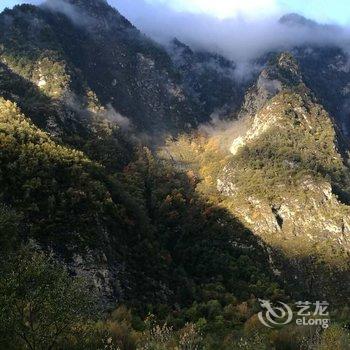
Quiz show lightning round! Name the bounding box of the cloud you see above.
[198,112,250,150]
[105,104,131,130]
[43,0,96,26]
[115,0,350,64]
[142,0,280,19]
[4,0,350,69]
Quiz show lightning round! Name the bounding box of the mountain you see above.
[164,54,350,303]
[279,13,322,28]
[276,14,350,140]
[0,2,285,347]
[1,1,350,348]
[218,53,350,300]
[168,38,247,118]
[294,46,350,138]
[1,0,197,133]
[0,0,244,136]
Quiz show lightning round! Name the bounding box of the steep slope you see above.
[162,51,350,302]
[270,14,350,140]
[0,0,197,132]
[236,53,303,119]
[0,96,283,311]
[168,39,247,118]
[0,0,245,135]
[218,53,350,300]
[0,97,160,302]
[0,0,285,308]
[295,46,350,138]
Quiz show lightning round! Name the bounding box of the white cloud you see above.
[116,0,350,67]
[145,0,280,19]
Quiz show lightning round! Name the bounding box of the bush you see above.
[0,244,98,349]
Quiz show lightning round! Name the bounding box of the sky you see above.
[1,0,350,25]
[131,0,350,24]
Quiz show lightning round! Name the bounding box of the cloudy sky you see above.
[2,0,350,67]
[1,0,350,24]
[122,0,350,24]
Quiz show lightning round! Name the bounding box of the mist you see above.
[105,104,131,131]
[5,0,350,65]
[198,112,250,151]
[113,0,350,64]
[43,0,96,26]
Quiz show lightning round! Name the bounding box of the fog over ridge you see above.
[113,0,350,64]
[3,0,350,65]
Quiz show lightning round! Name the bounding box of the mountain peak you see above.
[43,0,116,18]
[237,52,304,119]
[56,0,108,7]
[44,0,108,10]
[43,0,133,32]
[279,13,318,28]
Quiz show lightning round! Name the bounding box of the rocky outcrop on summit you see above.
[237,52,303,120]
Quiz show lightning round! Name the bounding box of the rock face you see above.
[218,53,350,300]
[237,53,302,120]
